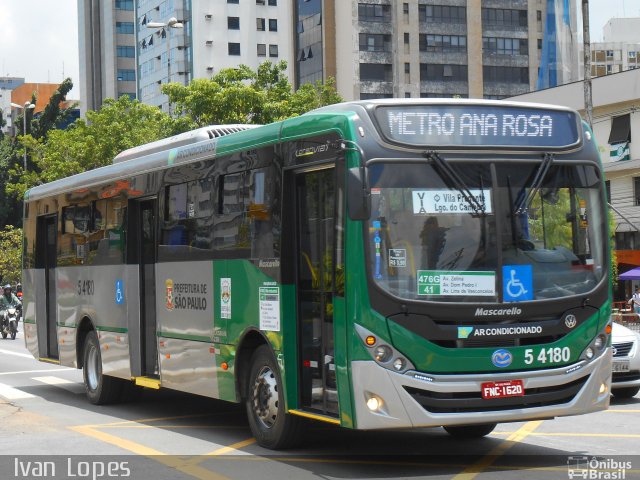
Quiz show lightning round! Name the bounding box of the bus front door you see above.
[130,199,159,378]
[295,167,339,417]
[36,215,58,359]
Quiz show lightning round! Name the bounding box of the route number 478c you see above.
[524,347,571,365]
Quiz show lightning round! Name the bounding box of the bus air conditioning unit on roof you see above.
[112,124,260,163]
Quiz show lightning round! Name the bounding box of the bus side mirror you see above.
[347,167,371,220]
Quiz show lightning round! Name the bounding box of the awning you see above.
[619,267,640,280]
[608,114,631,144]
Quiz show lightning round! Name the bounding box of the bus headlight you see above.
[594,335,606,350]
[355,324,415,373]
[393,358,407,371]
[585,347,594,359]
[374,345,392,362]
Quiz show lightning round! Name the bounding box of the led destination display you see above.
[374,105,581,149]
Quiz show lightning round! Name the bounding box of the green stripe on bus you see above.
[57,323,78,328]
[157,331,213,343]
[23,319,36,324]
[95,326,128,333]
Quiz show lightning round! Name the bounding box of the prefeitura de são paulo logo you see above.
[165,279,174,311]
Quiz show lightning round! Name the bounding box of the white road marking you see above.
[0,382,35,400]
[32,376,86,394]
[0,348,35,359]
[0,368,75,376]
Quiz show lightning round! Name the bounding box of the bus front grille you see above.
[403,376,589,414]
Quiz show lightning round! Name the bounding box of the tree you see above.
[163,60,342,127]
[30,77,75,140]
[0,226,22,285]
[7,95,184,200]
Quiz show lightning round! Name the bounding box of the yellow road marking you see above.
[493,431,640,438]
[203,437,256,456]
[452,421,542,480]
[98,425,247,429]
[69,425,232,480]
[87,412,229,427]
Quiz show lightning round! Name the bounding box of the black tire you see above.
[1,331,6,339]
[9,321,16,340]
[245,345,304,449]
[443,423,497,439]
[82,330,123,405]
[612,386,640,399]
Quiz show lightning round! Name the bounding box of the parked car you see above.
[611,322,640,399]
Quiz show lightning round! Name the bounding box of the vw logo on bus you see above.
[492,349,513,368]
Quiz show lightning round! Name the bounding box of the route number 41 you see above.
[524,347,571,365]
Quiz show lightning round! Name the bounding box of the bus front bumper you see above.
[351,349,611,430]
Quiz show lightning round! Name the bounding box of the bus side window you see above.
[246,166,280,259]
[214,172,249,256]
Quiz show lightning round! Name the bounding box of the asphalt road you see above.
[0,330,639,480]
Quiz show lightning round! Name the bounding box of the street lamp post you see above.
[147,17,183,114]
[10,101,36,170]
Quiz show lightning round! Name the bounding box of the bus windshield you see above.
[367,160,606,303]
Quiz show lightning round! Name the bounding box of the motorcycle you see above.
[1,305,21,340]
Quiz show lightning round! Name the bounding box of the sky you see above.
[0,0,638,102]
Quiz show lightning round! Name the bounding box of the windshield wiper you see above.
[515,153,554,214]
[424,151,486,215]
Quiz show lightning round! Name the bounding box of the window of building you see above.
[116,46,135,58]
[268,19,278,31]
[268,0,277,5]
[256,18,266,30]
[117,69,135,81]
[360,93,393,99]
[228,16,240,29]
[257,43,266,57]
[606,50,614,57]
[404,33,410,44]
[269,44,279,57]
[482,8,527,27]
[537,10,542,21]
[115,0,133,10]
[635,177,640,206]
[605,180,611,205]
[482,66,529,84]
[608,114,631,144]
[420,63,468,82]
[483,37,528,55]
[358,3,391,22]
[256,0,266,5]
[359,33,392,52]
[116,22,134,34]
[419,34,467,53]
[227,0,239,3]
[538,39,543,49]
[228,42,241,55]
[404,63,410,74]
[403,3,409,15]
[418,5,466,23]
[360,63,393,82]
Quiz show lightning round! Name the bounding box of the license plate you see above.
[613,361,630,372]
[481,380,525,399]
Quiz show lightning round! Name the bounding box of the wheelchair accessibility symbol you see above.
[115,279,125,305]
[502,265,533,302]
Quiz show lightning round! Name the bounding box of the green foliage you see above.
[31,78,75,140]
[163,60,343,127]
[7,95,183,200]
[0,226,22,284]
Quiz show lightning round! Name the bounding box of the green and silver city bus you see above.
[22,100,612,448]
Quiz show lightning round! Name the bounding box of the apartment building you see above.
[136,0,294,111]
[590,18,640,78]
[300,0,578,101]
[77,0,138,116]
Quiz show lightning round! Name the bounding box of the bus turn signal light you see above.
[605,324,612,335]
[365,336,376,346]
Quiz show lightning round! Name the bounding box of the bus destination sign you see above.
[374,105,581,149]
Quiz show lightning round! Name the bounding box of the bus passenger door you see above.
[129,199,159,378]
[295,167,340,417]
[36,215,58,359]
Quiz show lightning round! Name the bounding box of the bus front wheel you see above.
[82,331,122,405]
[245,345,303,449]
[443,423,497,439]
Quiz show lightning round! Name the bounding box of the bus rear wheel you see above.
[443,423,497,439]
[82,330,123,405]
[245,345,303,450]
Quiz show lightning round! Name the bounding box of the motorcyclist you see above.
[0,284,21,312]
